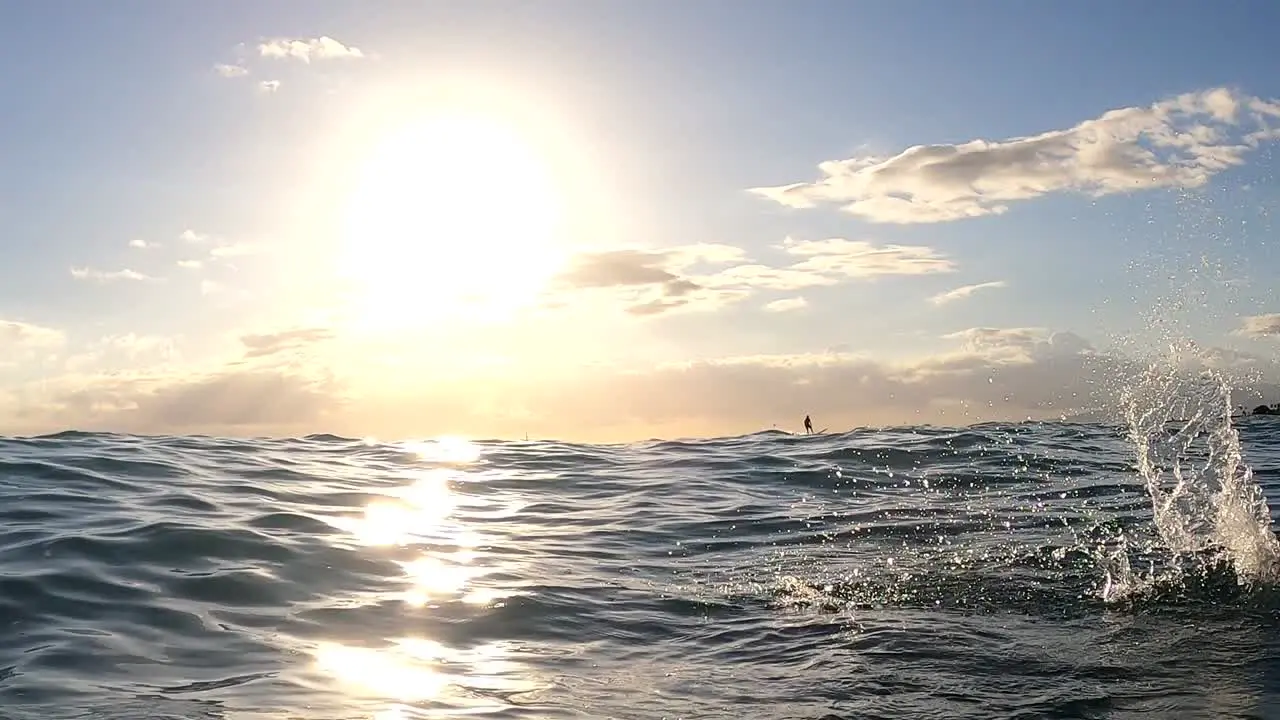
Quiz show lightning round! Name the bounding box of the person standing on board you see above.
[803,415,814,434]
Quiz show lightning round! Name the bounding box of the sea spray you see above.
[1108,340,1280,598]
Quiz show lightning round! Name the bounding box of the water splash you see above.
[1109,341,1280,598]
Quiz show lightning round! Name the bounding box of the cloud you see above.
[128,239,157,249]
[548,244,747,317]
[70,267,150,283]
[752,87,1280,224]
[555,250,681,289]
[12,365,341,435]
[4,328,344,436]
[177,229,263,261]
[776,237,955,278]
[240,328,335,358]
[483,329,1274,441]
[929,281,1007,306]
[764,297,807,312]
[258,36,364,63]
[177,260,202,270]
[5,324,1277,442]
[549,238,953,316]
[1237,314,1280,338]
[213,63,250,78]
[0,320,64,351]
[213,36,364,95]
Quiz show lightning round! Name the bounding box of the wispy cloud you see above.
[128,239,157,249]
[0,320,64,351]
[752,88,1280,224]
[549,237,954,317]
[172,230,265,272]
[70,267,150,283]
[240,328,335,358]
[777,237,955,278]
[929,280,1007,306]
[258,36,364,63]
[213,35,366,96]
[213,63,249,78]
[764,297,808,312]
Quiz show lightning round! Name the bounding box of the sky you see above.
[2,0,1280,442]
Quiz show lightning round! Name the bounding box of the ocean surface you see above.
[5,386,1280,718]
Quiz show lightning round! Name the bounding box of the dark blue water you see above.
[3,417,1280,719]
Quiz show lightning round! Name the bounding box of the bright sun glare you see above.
[340,109,566,329]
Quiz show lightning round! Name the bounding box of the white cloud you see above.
[764,297,807,312]
[0,320,64,351]
[1237,314,1280,338]
[752,87,1280,224]
[128,239,157,249]
[258,36,364,63]
[776,237,955,278]
[929,280,1007,306]
[177,260,202,270]
[258,80,281,94]
[549,238,953,316]
[176,229,263,262]
[940,327,1091,362]
[213,63,250,78]
[70,267,150,283]
[200,280,224,295]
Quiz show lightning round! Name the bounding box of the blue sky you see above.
[1,1,1279,440]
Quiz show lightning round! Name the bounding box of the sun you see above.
[338,108,566,330]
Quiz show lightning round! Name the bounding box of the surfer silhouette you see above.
[803,415,813,434]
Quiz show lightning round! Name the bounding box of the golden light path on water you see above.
[311,436,542,716]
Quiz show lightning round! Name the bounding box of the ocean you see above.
[4,381,1280,718]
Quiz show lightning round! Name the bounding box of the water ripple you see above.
[0,422,1279,717]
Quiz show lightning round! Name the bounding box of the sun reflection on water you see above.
[312,638,542,712]
[402,436,483,465]
[324,470,458,547]
[310,435,544,715]
[397,555,481,606]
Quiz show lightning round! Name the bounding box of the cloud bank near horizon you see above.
[2,322,1277,442]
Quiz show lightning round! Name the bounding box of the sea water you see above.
[2,369,1280,718]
